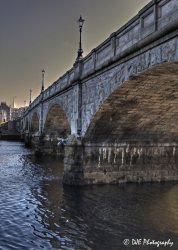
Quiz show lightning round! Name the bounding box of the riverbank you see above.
[0,124,21,140]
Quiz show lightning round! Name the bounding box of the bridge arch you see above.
[31,112,39,132]
[25,118,29,131]
[20,120,24,131]
[44,103,71,138]
[84,62,178,143]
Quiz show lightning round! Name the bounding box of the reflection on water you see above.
[145,185,178,235]
[0,141,178,249]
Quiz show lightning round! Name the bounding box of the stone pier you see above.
[63,140,178,185]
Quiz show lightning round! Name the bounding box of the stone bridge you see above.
[22,0,178,185]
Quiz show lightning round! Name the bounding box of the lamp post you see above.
[29,89,32,104]
[77,15,85,61]
[40,69,45,134]
[41,69,45,92]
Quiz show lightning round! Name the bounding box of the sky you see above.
[0,0,150,107]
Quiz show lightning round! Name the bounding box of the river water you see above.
[0,141,178,250]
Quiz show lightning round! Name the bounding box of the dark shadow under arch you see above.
[25,119,29,131]
[44,104,71,137]
[31,112,39,132]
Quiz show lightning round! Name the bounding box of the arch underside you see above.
[31,113,39,132]
[85,62,178,144]
[44,104,70,137]
[25,119,28,130]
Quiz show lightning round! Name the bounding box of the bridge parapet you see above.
[82,0,178,77]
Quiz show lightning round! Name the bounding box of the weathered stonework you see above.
[62,142,178,185]
[63,135,85,185]
[81,38,178,135]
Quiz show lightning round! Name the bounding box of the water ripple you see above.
[0,141,178,249]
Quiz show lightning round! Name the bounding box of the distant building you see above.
[0,102,10,123]
[10,107,27,120]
